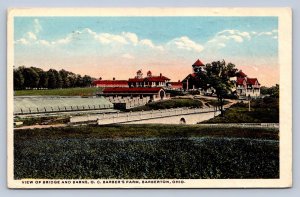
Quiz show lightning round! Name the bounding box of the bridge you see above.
[70,107,220,125]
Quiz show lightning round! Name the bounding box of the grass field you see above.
[14,87,102,96]
[201,97,279,123]
[127,98,203,112]
[14,124,279,179]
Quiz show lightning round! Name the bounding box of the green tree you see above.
[47,70,57,89]
[59,69,71,88]
[22,67,40,89]
[82,75,92,87]
[269,84,279,98]
[30,66,48,89]
[53,70,63,89]
[195,60,238,116]
[75,74,83,87]
[31,67,44,74]
[260,86,269,95]
[67,72,77,87]
[38,72,49,88]
[260,85,279,98]
[13,68,25,90]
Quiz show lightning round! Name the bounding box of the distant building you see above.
[92,70,180,90]
[92,77,128,88]
[99,87,169,102]
[168,81,183,90]
[235,70,261,98]
[128,70,170,88]
[182,59,261,98]
[182,59,206,91]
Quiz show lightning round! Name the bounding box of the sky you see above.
[14,16,278,87]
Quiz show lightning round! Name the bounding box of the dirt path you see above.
[194,95,239,108]
[15,124,67,130]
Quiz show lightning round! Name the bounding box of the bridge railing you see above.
[97,107,216,125]
[69,106,217,124]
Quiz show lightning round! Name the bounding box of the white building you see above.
[235,70,261,98]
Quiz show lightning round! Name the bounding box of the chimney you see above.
[178,80,180,82]
[99,77,102,80]
[160,73,162,77]
[113,77,115,80]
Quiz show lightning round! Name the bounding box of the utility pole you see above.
[248,95,251,112]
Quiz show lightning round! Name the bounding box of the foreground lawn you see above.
[14,87,102,96]
[127,98,203,112]
[14,124,279,179]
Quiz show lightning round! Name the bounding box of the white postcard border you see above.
[7,7,292,188]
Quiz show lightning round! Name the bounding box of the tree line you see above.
[260,84,279,98]
[14,66,95,90]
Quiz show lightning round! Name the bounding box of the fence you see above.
[14,96,113,115]
[199,123,279,128]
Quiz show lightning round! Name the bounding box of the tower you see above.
[192,59,205,73]
[136,69,143,79]
[147,70,152,77]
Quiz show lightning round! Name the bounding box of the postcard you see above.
[7,8,292,188]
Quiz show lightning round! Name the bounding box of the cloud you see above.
[258,32,272,36]
[54,36,72,44]
[205,30,250,51]
[140,39,154,47]
[37,40,51,46]
[169,36,204,52]
[15,38,29,45]
[255,29,278,39]
[215,29,251,43]
[139,39,164,51]
[14,32,38,45]
[16,26,165,51]
[96,33,128,44]
[122,32,138,45]
[26,32,37,41]
[218,43,226,48]
[122,53,135,59]
[205,29,279,51]
[34,19,42,33]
